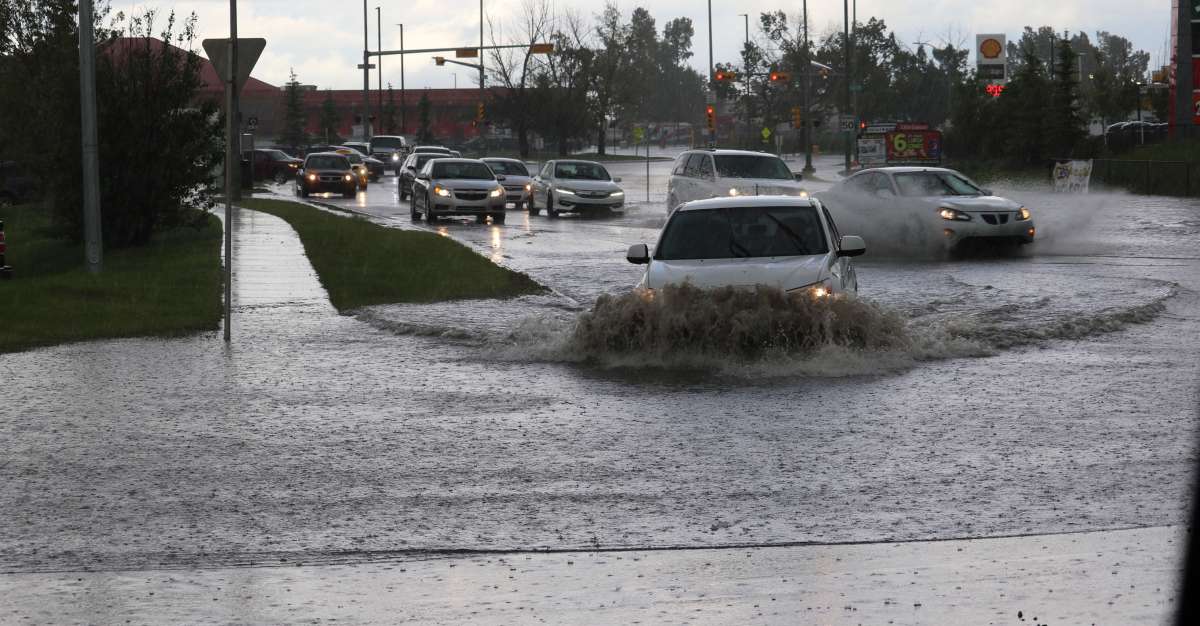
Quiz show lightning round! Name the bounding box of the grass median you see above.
[0,204,222,354]
[238,198,544,311]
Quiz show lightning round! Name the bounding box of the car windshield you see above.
[413,155,437,169]
[894,172,983,197]
[656,205,828,260]
[267,150,292,161]
[370,137,405,150]
[306,156,349,170]
[485,160,529,176]
[714,155,793,180]
[344,145,369,155]
[432,161,496,180]
[555,162,610,180]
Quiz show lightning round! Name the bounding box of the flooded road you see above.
[2,153,1199,592]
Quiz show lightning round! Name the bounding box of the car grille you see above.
[503,185,524,191]
[455,191,487,201]
[980,213,1010,225]
[319,175,344,182]
[577,191,610,199]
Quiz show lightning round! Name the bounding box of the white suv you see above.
[666,149,806,212]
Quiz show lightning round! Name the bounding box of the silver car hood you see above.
[500,175,532,187]
[935,195,1021,211]
[646,254,826,291]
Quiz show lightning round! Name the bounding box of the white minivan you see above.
[666,149,807,212]
[626,196,865,297]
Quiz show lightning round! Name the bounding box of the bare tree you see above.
[487,0,552,157]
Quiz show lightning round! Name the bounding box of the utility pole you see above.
[229,4,241,201]
[707,0,714,146]
[398,23,406,134]
[78,0,102,273]
[739,13,749,148]
[851,0,858,165]
[802,0,814,173]
[376,6,382,127]
[842,0,851,173]
[479,0,487,155]
[362,0,371,141]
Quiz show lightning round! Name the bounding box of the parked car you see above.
[528,160,625,217]
[0,161,39,207]
[410,158,507,224]
[369,135,410,174]
[398,152,445,201]
[667,149,806,212]
[244,149,302,184]
[295,153,358,199]
[817,166,1035,250]
[625,196,864,296]
[481,158,533,210]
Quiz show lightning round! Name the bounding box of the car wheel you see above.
[273,171,287,184]
[299,186,309,198]
[513,201,524,211]
[475,215,487,224]
[425,194,437,222]
[493,213,506,225]
[546,193,558,218]
[527,195,539,216]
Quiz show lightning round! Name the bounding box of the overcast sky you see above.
[111,1,1171,91]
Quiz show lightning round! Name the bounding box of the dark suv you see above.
[296,153,357,198]
[245,149,302,184]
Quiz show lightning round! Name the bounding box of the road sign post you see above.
[202,33,264,343]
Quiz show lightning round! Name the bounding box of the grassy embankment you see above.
[238,198,543,311]
[0,205,222,353]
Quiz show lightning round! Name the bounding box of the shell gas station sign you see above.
[975,34,1007,83]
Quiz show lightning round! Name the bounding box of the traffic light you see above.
[769,71,791,82]
[705,105,715,131]
[476,102,485,123]
[791,106,802,129]
[713,70,737,82]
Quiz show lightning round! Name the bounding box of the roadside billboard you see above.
[885,130,942,163]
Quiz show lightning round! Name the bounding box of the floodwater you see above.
[2,152,1198,602]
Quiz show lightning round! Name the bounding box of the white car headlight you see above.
[391,153,400,161]
[557,188,576,195]
[343,174,353,182]
[524,183,532,192]
[611,190,624,197]
[938,207,971,221]
[728,188,740,196]
[434,186,453,197]
[489,186,504,198]
[1015,207,1031,221]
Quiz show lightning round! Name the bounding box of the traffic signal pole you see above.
[842,0,851,173]
[802,0,814,173]
[362,0,371,141]
[78,0,102,273]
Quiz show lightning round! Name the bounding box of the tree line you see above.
[1,0,221,248]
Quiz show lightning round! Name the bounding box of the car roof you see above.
[674,195,818,212]
[853,166,956,175]
[551,159,606,167]
[678,148,782,158]
[414,145,451,152]
[429,158,486,165]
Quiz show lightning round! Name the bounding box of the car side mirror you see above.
[838,235,866,257]
[981,188,993,196]
[612,177,623,183]
[495,175,507,181]
[417,173,429,180]
[793,172,804,181]
[626,243,650,264]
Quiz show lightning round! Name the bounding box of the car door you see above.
[695,154,716,199]
[533,162,554,205]
[821,204,856,293]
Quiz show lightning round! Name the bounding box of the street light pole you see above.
[224,0,238,342]
[479,0,487,155]
[398,23,406,134]
[802,0,814,173]
[843,0,851,173]
[362,0,371,140]
[78,0,102,273]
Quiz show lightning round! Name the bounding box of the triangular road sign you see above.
[202,38,266,94]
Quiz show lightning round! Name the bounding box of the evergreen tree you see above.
[279,69,308,152]
[317,89,340,144]
[1000,46,1050,165]
[417,91,433,142]
[1046,38,1085,156]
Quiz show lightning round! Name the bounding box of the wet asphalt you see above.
[2,150,1199,622]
